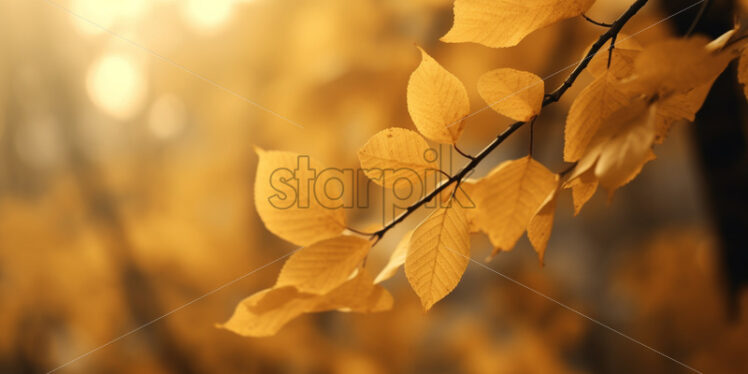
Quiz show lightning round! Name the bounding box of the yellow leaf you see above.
[564,168,598,216]
[218,286,317,337]
[221,270,393,338]
[586,37,641,80]
[374,230,412,284]
[358,128,437,190]
[566,100,657,198]
[405,200,470,310]
[470,156,557,253]
[477,68,544,122]
[276,235,371,294]
[654,80,715,143]
[311,269,394,313]
[623,37,731,97]
[254,147,346,246]
[457,179,481,233]
[441,0,595,48]
[594,104,656,191]
[564,72,631,162]
[407,48,470,144]
[527,176,560,263]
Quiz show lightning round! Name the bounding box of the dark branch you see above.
[372,0,649,240]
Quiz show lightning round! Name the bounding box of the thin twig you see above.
[583,13,614,27]
[372,0,650,240]
[454,144,475,160]
[529,117,536,157]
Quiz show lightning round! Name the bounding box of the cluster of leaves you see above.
[222,0,748,337]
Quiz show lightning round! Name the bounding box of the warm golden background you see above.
[1,0,746,373]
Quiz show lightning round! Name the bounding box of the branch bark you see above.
[373,0,650,240]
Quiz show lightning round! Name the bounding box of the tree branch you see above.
[372,0,649,240]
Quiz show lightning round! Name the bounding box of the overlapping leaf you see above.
[276,235,371,294]
[358,128,437,190]
[477,68,544,122]
[374,230,412,284]
[254,148,346,246]
[565,72,632,162]
[442,0,595,48]
[220,270,392,337]
[470,157,557,253]
[405,200,470,310]
[407,48,470,144]
[527,176,560,263]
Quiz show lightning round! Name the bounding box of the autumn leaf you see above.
[218,286,317,337]
[254,148,346,246]
[358,128,437,190]
[586,36,641,80]
[654,80,715,143]
[567,100,657,197]
[275,235,371,294]
[470,156,557,253]
[407,47,470,144]
[374,230,412,284]
[477,68,544,122]
[565,72,631,162]
[221,270,392,337]
[405,200,470,310]
[563,168,598,216]
[622,37,732,97]
[527,176,560,263]
[312,269,394,313]
[441,0,595,48]
[593,104,656,192]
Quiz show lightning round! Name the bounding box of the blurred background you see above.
[1,0,747,373]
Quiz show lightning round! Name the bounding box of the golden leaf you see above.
[218,286,317,337]
[564,168,598,216]
[313,269,394,313]
[470,156,557,253]
[441,0,595,48]
[654,80,715,143]
[254,147,346,246]
[564,72,631,162]
[527,176,560,263]
[405,200,470,310]
[623,37,731,97]
[374,230,412,284]
[477,68,544,122]
[276,235,371,294]
[586,37,641,80]
[567,100,656,198]
[407,48,470,144]
[358,128,437,190]
[594,104,656,192]
[221,270,392,337]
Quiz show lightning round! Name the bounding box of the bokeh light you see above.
[85,53,148,120]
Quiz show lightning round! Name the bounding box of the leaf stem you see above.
[582,13,614,27]
[454,144,475,160]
